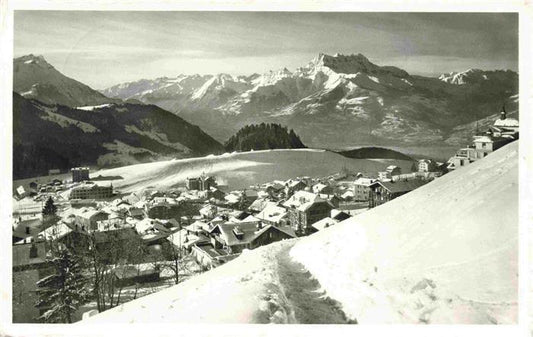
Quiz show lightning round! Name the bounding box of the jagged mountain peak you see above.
[15,54,53,68]
[14,54,116,107]
[307,52,409,78]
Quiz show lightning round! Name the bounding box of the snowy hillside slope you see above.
[93,149,414,193]
[86,141,517,324]
[291,141,518,324]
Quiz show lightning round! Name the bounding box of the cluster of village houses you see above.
[12,110,518,323]
[446,108,519,170]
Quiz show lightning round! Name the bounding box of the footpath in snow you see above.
[274,245,356,324]
[85,240,352,324]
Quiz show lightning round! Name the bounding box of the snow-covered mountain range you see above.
[101,53,518,147]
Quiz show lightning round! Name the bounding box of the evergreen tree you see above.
[42,196,57,217]
[35,246,90,323]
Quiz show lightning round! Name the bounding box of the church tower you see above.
[500,105,507,120]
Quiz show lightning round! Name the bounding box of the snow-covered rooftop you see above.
[494,118,519,128]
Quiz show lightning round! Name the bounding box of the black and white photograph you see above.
[1,1,531,335]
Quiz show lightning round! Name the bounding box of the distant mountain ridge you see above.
[101,53,518,148]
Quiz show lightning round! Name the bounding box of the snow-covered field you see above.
[85,142,517,324]
[93,149,414,193]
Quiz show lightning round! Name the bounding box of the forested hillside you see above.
[224,123,306,152]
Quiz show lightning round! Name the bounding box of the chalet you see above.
[199,204,218,220]
[446,147,477,170]
[368,179,427,208]
[311,217,338,232]
[340,190,355,201]
[312,183,334,196]
[418,159,438,172]
[378,171,391,181]
[91,227,140,263]
[38,222,89,253]
[353,177,376,201]
[190,243,229,269]
[224,193,241,205]
[283,191,333,235]
[112,264,160,287]
[208,187,226,201]
[13,215,43,243]
[473,135,513,154]
[134,218,172,236]
[248,198,270,213]
[388,165,401,175]
[331,209,351,222]
[12,240,53,323]
[128,207,144,219]
[73,209,109,231]
[325,194,341,208]
[185,220,210,235]
[144,199,180,220]
[285,180,307,196]
[263,181,285,193]
[242,189,259,203]
[256,202,288,226]
[211,222,295,254]
[167,228,210,255]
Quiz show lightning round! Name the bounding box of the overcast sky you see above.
[14,11,518,89]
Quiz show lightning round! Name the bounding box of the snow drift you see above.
[291,141,518,324]
[85,142,517,324]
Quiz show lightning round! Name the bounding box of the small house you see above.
[283,191,333,235]
[368,179,427,208]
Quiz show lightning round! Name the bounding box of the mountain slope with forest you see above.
[13,92,224,179]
